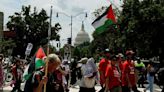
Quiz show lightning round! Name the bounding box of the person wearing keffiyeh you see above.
[79,57,98,92]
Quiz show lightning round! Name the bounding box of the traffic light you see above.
[67,37,71,44]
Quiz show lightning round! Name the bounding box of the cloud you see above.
[56,0,68,11]
[71,7,85,14]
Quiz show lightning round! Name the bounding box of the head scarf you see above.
[87,58,97,72]
[83,58,97,77]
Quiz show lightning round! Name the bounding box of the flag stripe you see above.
[35,47,46,59]
[35,59,45,69]
[92,15,107,29]
[94,19,114,35]
[107,5,116,23]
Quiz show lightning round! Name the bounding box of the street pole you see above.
[70,16,73,45]
[59,39,61,49]
[70,15,72,62]
[44,5,52,92]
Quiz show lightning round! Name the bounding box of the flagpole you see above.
[44,5,52,92]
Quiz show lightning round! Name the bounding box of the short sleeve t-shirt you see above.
[99,58,110,85]
[122,60,136,86]
[105,65,121,89]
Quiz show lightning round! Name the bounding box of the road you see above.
[1,83,162,92]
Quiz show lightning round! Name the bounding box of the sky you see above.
[0,0,122,48]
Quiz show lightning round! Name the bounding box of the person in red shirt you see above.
[105,55,121,92]
[98,49,111,91]
[122,50,140,92]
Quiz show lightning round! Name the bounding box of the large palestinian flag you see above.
[92,5,116,35]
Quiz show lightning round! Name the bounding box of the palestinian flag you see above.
[92,5,116,35]
[35,47,46,69]
[23,47,46,80]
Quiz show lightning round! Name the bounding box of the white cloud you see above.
[0,0,123,48]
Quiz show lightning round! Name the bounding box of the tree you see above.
[120,0,164,57]
[0,39,16,56]
[73,42,91,58]
[7,6,61,57]
[73,47,81,58]
[92,6,108,19]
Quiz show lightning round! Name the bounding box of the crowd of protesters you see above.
[0,47,164,92]
[97,49,161,92]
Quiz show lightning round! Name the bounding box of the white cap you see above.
[116,53,124,58]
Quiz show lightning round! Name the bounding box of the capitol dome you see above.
[74,22,90,46]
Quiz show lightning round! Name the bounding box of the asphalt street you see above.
[1,83,162,92]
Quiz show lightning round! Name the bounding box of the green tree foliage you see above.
[73,42,91,58]
[91,25,123,54]
[0,39,16,56]
[120,0,164,59]
[92,6,108,18]
[6,6,61,57]
[73,47,81,58]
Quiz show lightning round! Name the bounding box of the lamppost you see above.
[56,12,87,46]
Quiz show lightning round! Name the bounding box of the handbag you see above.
[84,77,96,88]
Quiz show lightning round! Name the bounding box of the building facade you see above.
[0,12,3,41]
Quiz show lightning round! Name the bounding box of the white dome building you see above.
[74,22,90,46]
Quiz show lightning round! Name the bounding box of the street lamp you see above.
[56,12,87,45]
